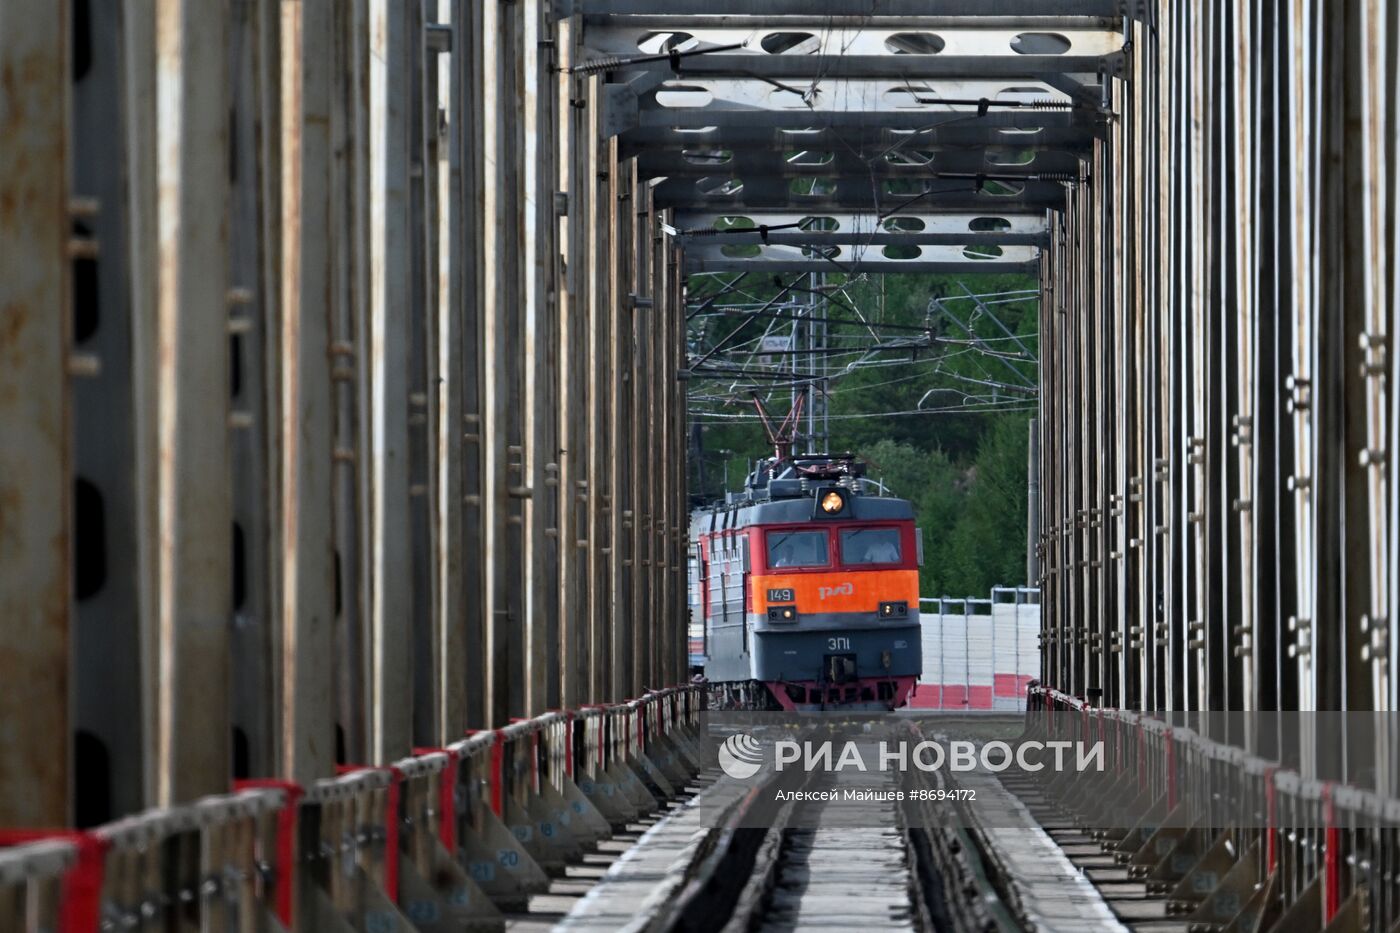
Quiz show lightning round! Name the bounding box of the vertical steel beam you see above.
[367,0,414,761]
[558,20,591,709]
[1333,0,1378,731]
[329,0,367,764]
[481,0,521,725]
[1356,0,1392,729]
[151,0,233,803]
[588,87,614,705]
[71,0,146,821]
[459,0,487,729]
[1186,2,1211,713]
[522,0,559,716]
[674,241,688,682]
[656,211,671,687]
[278,0,337,783]
[0,0,71,827]
[654,192,673,687]
[226,0,278,785]
[610,149,638,697]
[632,177,651,694]
[431,0,468,741]
[123,0,162,807]
[484,0,506,722]
[1229,0,1258,716]
[1284,0,1319,726]
[408,0,435,748]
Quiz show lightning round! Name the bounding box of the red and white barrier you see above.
[0,686,705,932]
[1025,686,1395,929]
[911,589,1040,710]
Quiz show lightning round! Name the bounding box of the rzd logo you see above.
[717,733,764,779]
[818,582,854,600]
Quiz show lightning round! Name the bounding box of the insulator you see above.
[571,55,627,76]
[1024,98,1075,111]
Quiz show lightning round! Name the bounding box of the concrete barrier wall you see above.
[910,590,1040,711]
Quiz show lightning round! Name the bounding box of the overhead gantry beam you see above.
[582,3,1099,275]
[651,177,1073,211]
[670,211,1051,247]
[682,241,1039,274]
[579,21,1125,81]
[558,0,1128,17]
[619,124,1100,151]
[606,77,1093,135]
[636,148,1084,179]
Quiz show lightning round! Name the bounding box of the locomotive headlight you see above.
[767,605,797,623]
[820,490,845,514]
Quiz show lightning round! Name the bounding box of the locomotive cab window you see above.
[766,529,829,568]
[840,527,902,565]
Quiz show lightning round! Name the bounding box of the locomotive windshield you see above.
[839,528,902,565]
[766,530,829,568]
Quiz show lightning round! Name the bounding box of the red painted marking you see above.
[564,711,575,779]
[907,684,941,709]
[334,766,402,904]
[234,779,305,926]
[0,830,107,933]
[993,673,1033,697]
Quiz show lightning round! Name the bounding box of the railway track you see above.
[559,728,1131,932]
[739,750,918,933]
[557,723,1172,932]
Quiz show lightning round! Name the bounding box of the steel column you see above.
[366,0,414,762]
[0,0,72,828]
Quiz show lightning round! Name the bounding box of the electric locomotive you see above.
[688,452,922,711]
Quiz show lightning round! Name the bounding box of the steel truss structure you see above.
[0,0,692,824]
[1037,2,1400,768]
[1,0,1399,929]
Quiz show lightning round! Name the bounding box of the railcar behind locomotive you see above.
[688,453,923,711]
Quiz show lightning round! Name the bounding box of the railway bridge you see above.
[2,1,1398,930]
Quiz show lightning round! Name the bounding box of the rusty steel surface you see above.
[0,0,72,828]
[277,0,337,784]
[1035,0,1398,790]
[1,3,1399,928]
[3,0,693,824]
[151,0,233,806]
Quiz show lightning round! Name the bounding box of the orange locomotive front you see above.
[688,455,923,711]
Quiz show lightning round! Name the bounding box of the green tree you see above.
[687,270,1039,597]
[940,415,1031,595]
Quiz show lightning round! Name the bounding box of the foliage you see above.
[688,270,1038,597]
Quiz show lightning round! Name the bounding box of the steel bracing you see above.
[2,1,1400,930]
